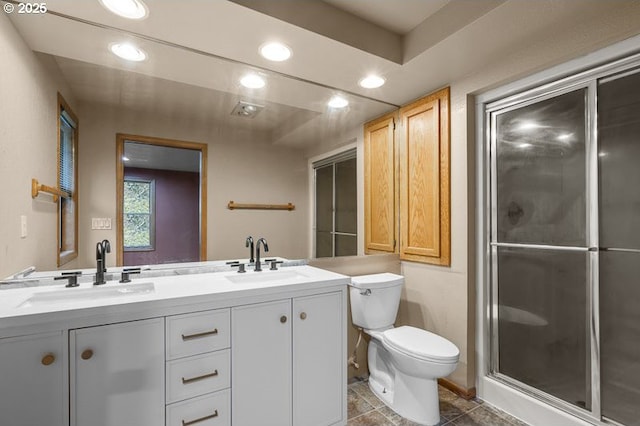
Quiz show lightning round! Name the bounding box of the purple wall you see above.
[124,167,200,266]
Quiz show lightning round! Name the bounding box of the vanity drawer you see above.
[166,389,230,426]
[166,309,230,359]
[166,350,230,404]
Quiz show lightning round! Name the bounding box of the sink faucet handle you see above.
[269,260,283,271]
[55,272,81,288]
[231,263,246,273]
[120,268,141,283]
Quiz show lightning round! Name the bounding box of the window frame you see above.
[57,93,78,266]
[122,177,156,252]
[312,148,357,258]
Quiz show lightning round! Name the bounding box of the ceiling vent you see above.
[231,101,264,118]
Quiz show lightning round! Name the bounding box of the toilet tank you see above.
[349,273,404,330]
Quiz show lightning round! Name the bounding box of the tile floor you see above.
[347,379,529,426]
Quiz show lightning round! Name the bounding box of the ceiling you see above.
[7,0,640,153]
[324,0,450,35]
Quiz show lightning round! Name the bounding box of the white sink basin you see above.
[19,282,155,308]
[225,270,308,284]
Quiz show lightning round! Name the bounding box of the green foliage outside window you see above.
[124,180,153,248]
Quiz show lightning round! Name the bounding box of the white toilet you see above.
[349,273,460,426]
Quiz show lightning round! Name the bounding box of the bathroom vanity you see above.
[0,265,349,426]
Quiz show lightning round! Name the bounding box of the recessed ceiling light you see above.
[359,75,385,89]
[110,43,147,61]
[240,74,266,89]
[328,96,349,109]
[260,42,292,62]
[99,0,148,19]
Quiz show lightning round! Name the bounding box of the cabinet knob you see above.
[300,312,307,320]
[81,349,94,360]
[41,353,56,366]
[280,315,287,323]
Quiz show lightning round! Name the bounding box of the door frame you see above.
[115,133,208,266]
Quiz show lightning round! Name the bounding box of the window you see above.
[123,179,155,250]
[313,149,357,258]
[57,94,78,266]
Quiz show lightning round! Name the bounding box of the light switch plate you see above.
[91,218,112,230]
[20,215,27,238]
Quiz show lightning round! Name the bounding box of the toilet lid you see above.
[382,326,459,363]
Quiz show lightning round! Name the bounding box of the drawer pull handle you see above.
[181,329,218,341]
[182,370,219,384]
[182,410,218,426]
[81,349,93,360]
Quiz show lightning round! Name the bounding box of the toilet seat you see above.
[382,326,459,364]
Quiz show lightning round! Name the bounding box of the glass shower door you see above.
[598,68,640,426]
[491,88,592,409]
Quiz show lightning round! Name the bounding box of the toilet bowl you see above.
[350,273,460,426]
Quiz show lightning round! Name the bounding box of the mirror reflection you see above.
[1,1,395,278]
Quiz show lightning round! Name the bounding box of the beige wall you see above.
[0,15,77,278]
[76,102,310,269]
[397,1,640,391]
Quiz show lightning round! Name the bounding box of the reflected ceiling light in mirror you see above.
[99,0,149,19]
[598,152,607,157]
[557,132,573,142]
[517,121,542,131]
[240,73,266,89]
[328,96,349,109]
[260,42,292,62]
[518,143,532,149]
[122,156,130,161]
[110,43,147,61]
[359,75,385,89]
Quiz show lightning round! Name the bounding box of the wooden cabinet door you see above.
[232,299,292,426]
[0,331,66,426]
[399,87,450,265]
[71,318,165,426]
[364,112,397,253]
[293,291,345,426]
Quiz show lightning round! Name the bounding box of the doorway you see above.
[116,134,207,266]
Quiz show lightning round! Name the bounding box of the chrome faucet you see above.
[254,238,269,272]
[94,239,111,285]
[245,236,255,263]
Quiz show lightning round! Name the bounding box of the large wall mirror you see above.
[1,0,396,278]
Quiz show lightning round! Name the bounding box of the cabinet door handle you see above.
[182,410,218,426]
[300,312,307,320]
[81,349,93,360]
[181,369,219,384]
[181,328,218,341]
[280,315,287,323]
[41,353,56,366]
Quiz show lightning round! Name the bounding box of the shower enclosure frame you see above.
[478,48,640,426]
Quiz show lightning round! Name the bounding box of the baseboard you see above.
[438,378,476,400]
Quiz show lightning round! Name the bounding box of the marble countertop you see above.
[0,265,349,331]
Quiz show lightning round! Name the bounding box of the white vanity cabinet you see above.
[232,291,345,426]
[0,331,67,426]
[0,266,348,426]
[70,318,165,426]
